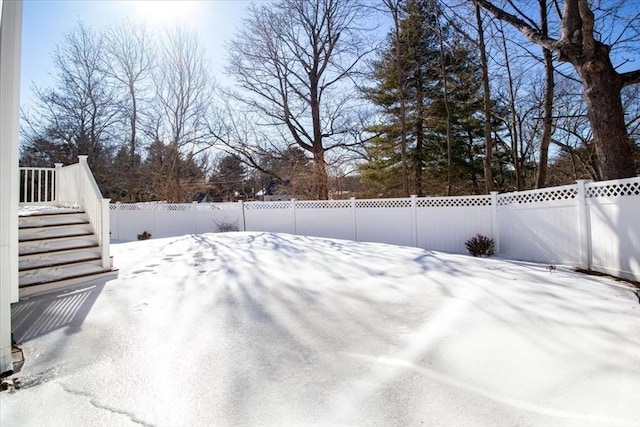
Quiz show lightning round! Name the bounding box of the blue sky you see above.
[20,0,254,108]
[19,0,640,111]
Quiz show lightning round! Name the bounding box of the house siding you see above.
[0,0,23,374]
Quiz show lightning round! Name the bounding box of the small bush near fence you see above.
[137,231,152,240]
[214,219,239,233]
[465,234,495,257]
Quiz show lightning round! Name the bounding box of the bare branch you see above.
[620,69,640,87]
[472,0,559,50]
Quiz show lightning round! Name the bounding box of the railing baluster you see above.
[30,169,35,203]
[44,170,49,202]
[21,169,26,203]
[37,169,42,202]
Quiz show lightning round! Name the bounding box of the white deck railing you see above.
[19,156,111,268]
[19,167,56,204]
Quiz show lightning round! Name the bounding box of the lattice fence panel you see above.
[164,204,192,211]
[296,200,352,209]
[417,196,491,208]
[194,203,241,211]
[355,199,412,208]
[245,201,293,210]
[586,180,640,199]
[112,203,146,211]
[498,186,577,206]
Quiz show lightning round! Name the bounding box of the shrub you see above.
[465,234,495,257]
[214,219,239,233]
[137,231,152,240]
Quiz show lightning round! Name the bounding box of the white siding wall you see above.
[0,0,22,375]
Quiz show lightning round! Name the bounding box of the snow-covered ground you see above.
[2,232,639,426]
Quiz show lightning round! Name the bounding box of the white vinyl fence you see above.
[110,178,640,281]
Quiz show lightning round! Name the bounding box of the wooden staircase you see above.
[19,209,117,298]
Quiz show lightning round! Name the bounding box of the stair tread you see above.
[19,220,90,230]
[20,243,100,257]
[19,268,119,298]
[19,268,120,289]
[20,237,98,254]
[19,261,108,286]
[19,231,94,242]
[20,252,102,272]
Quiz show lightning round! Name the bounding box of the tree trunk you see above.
[128,82,138,202]
[388,0,410,197]
[536,0,554,189]
[468,131,480,195]
[312,147,329,200]
[476,5,494,194]
[310,75,329,200]
[436,9,453,196]
[414,114,424,197]
[575,50,636,180]
[536,45,554,188]
[498,21,522,190]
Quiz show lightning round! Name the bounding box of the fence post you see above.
[114,202,120,240]
[153,203,158,239]
[54,163,62,203]
[192,201,198,234]
[410,195,418,247]
[351,197,357,242]
[576,180,591,270]
[239,199,246,231]
[291,199,297,235]
[490,191,499,254]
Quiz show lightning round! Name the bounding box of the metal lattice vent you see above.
[417,196,491,208]
[296,200,353,209]
[245,201,293,210]
[498,187,577,206]
[586,181,640,198]
[355,199,412,208]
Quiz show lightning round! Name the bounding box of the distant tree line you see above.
[20,0,639,202]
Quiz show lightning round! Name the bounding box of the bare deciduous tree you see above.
[472,0,639,180]
[535,0,555,188]
[226,0,370,199]
[103,20,154,201]
[150,26,214,201]
[21,21,119,179]
[475,4,494,193]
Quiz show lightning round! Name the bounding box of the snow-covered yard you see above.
[2,232,639,426]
